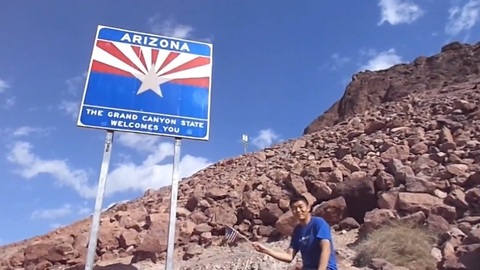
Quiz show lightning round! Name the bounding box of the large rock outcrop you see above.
[1,41,480,270]
[303,41,480,134]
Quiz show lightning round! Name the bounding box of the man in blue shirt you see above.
[252,195,338,270]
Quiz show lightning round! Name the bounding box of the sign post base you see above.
[85,130,114,270]
[165,138,182,270]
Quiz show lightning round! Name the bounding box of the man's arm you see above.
[264,246,298,263]
[315,218,334,270]
[252,242,298,263]
[253,227,299,263]
[317,239,331,270]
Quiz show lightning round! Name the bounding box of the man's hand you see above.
[251,242,269,253]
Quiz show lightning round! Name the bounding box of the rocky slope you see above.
[303,41,480,134]
[1,41,480,270]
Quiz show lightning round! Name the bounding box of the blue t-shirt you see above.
[289,216,338,270]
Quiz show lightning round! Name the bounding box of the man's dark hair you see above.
[289,195,309,207]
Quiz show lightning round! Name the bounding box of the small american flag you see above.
[224,226,239,243]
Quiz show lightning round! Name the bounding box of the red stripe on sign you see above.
[91,60,132,77]
[157,52,180,73]
[151,49,159,66]
[131,46,148,71]
[171,77,210,88]
[96,41,143,73]
[160,57,210,76]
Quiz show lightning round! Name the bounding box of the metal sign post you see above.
[76,25,213,269]
[165,138,182,270]
[85,130,114,270]
[242,134,248,154]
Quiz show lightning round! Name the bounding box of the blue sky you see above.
[1,0,479,245]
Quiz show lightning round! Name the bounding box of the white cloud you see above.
[31,204,90,221]
[11,126,52,137]
[77,206,90,215]
[251,129,281,149]
[65,73,86,97]
[147,15,194,39]
[0,78,15,109]
[0,78,9,93]
[50,223,64,229]
[2,96,15,109]
[31,204,73,219]
[106,153,211,195]
[359,48,403,71]
[331,54,350,67]
[106,133,212,195]
[59,100,79,119]
[59,73,86,119]
[378,0,424,25]
[324,53,350,71]
[116,132,161,153]
[6,141,96,198]
[445,0,480,36]
[6,135,212,198]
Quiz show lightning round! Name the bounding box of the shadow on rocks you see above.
[66,263,139,270]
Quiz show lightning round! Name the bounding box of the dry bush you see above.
[353,220,438,270]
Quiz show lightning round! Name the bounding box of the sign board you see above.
[77,25,213,141]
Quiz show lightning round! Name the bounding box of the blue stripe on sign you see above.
[97,27,212,57]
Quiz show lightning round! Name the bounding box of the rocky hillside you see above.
[303,41,480,134]
[1,41,480,270]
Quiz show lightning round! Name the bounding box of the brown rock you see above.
[426,214,450,235]
[176,207,191,218]
[118,229,138,249]
[364,120,386,134]
[370,258,410,270]
[378,189,399,210]
[329,169,344,182]
[118,215,141,232]
[257,225,274,236]
[275,211,298,236]
[286,173,308,195]
[335,177,377,222]
[183,243,203,259]
[466,225,480,243]
[399,211,426,225]
[309,180,333,200]
[338,217,360,230]
[318,159,335,172]
[404,175,437,194]
[381,145,410,162]
[375,171,397,190]
[211,206,237,226]
[193,223,212,234]
[189,210,209,224]
[410,142,428,154]
[445,189,469,209]
[23,242,76,268]
[363,209,397,233]
[259,203,284,225]
[312,196,348,224]
[398,192,443,215]
[446,163,469,177]
[341,155,361,172]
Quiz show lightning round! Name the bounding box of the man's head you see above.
[289,195,311,222]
